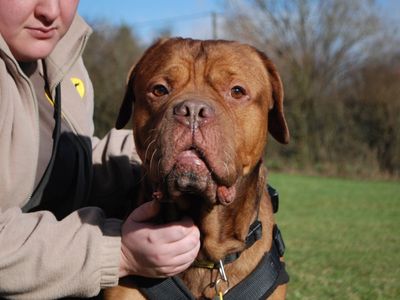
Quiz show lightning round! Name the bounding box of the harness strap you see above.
[136,276,195,300]
[22,83,62,213]
[267,184,279,213]
[220,219,262,265]
[223,226,289,300]
[137,224,288,300]
[194,183,275,268]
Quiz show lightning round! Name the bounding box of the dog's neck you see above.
[197,162,265,262]
[141,162,275,299]
[184,163,275,298]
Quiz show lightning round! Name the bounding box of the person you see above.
[0,0,200,299]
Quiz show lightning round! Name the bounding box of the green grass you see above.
[268,173,400,300]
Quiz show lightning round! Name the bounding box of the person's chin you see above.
[14,40,59,62]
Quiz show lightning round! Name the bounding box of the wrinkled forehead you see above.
[135,40,269,83]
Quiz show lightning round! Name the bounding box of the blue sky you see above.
[77,0,400,44]
[77,0,223,43]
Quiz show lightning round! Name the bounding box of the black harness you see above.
[134,185,289,299]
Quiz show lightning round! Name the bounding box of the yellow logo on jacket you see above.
[71,77,85,98]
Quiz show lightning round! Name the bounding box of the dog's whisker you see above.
[223,161,230,178]
[143,134,154,146]
[228,145,235,158]
[144,138,157,163]
[149,148,158,174]
[157,158,162,178]
[223,150,231,162]
[144,129,159,141]
[223,149,234,167]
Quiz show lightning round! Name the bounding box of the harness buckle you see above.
[267,184,279,213]
[273,225,286,257]
[218,260,228,282]
[215,260,230,297]
[245,220,263,247]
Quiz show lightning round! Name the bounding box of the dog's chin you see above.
[166,150,217,202]
[164,150,238,213]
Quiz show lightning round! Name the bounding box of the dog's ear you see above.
[115,64,136,129]
[258,51,290,144]
[115,38,173,129]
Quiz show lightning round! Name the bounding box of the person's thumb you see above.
[128,200,160,222]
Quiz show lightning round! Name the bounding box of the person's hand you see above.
[119,200,201,278]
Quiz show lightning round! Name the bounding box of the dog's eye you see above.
[230,86,247,99]
[152,84,169,97]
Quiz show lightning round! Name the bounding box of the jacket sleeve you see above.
[0,206,122,299]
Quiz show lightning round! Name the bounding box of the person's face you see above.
[0,0,79,62]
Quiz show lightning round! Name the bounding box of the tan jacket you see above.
[0,15,138,299]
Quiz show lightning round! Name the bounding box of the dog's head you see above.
[117,38,289,214]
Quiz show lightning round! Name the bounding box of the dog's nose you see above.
[173,100,215,129]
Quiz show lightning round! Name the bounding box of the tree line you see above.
[83,0,399,179]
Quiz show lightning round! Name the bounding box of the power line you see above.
[128,11,222,29]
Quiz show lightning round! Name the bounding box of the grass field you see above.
[267,173,400,300]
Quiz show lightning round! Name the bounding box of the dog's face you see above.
[117,38,289,212]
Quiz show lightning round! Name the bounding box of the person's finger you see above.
[152,241,201,277]
[165,236,201,266]
[155,259,198,277]
[147,231,200,267]
[128,200,160,222]
[146,217,200,244]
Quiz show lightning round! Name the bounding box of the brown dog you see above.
[107,38,290,300]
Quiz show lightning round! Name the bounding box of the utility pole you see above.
[211,12,217,39]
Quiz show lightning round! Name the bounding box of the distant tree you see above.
[83,22,143,137]
[223,0,400,177]
[343,56,400,176]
